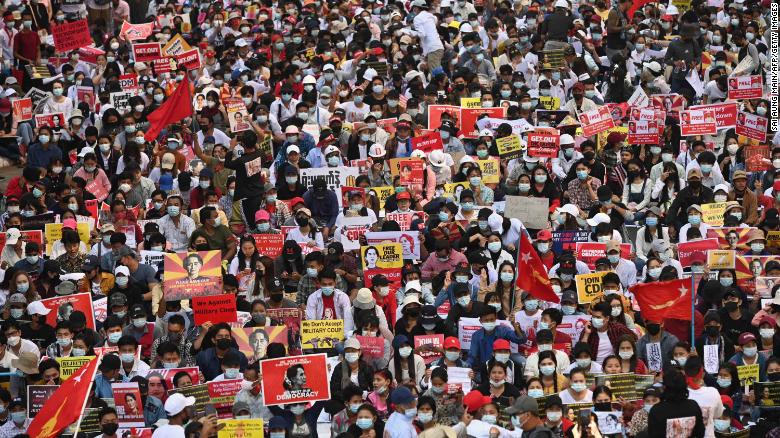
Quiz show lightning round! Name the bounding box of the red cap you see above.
[738,332,756,345]
[444,337,461,349]
[773,180,780,192]
[493,339,511,350]
[536,229,552,240]
[289,197,306,207]
[759,315,776,327]
[607,132,626,144]
[463,390,492,413]
[397,191,411,200]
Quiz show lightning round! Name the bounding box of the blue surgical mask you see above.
[416,411,431,422]
[321,286,334,296]
[108,332,122,343]
[525,300,538,311]
[688,215,701,225]
[445,351,460,361]
[225,368,240,379]
[562,305,576,315]
[645,217,658,227]
[167,206,180,216]
[120,353,134,363]
[700,164,713,173]
[500,272,514,282]
[482,414,497,424]
[717,377,732,388]
[356,418,374,429]
[576,170,588,180]
[257,223,270,232]
[528,388,544,398]
[608,254,620,264]
[10,412,25,424]
[720,277,733,287]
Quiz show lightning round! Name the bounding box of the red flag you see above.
[627,0,652,21]
[630,278,693,323]
[27,355,101,438]
[144,76,193,141]
[516,232,560,303]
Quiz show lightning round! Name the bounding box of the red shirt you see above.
[13,30,39,62]
[4,176,27,199]
[373,291,397,326]
[321,294,336,320]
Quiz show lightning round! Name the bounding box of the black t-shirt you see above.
[647,399,704,438]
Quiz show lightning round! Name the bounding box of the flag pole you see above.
[691,274,696,351]
[72,354,103,437]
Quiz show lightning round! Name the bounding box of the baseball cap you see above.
[444,337,460,349]
[463,390,492,413]
[81,255,100,271]
[390,387,416,405]
[5,228,20,245]
[8,293,26,305]
[505,395,539,415]
[27,301,51,316]
[738,332,756,345]
[344,337,361,350]
[493,339,511,350]
[164,392,196,416]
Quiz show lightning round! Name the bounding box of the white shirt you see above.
[595,330,612,363]
[152,424,186,438]
[558,388,593,405]
[157,214,197,252]
[688,385,724,438]
[411,11,444,55]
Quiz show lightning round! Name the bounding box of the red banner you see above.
[410,131,444,153]
[132,43,162,62]
[677,238,719,268]
[11,98,32,121]
[252,233,284,258]
[175,48,201,70]
[52,19,92,53]
[121,21,154,41]
[527,132,560,158]
[728,75,763,100]
[680,108,717,136]
[744,145,771,171]
[259,354,331,406]
[579,106,615,137]
[355,335,385,359]
[690,102,738,129]
[191,294,237,325]
[736,111,768,143]
[118,74,138,90]
[575,242,632,270]
[39,293,95,329]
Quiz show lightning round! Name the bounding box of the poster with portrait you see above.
[259,353,331,406]
[140,367,200,390]
[627,120,660,144]
[707,227,757,251]
[460,107,506,138]
[735,255,780,294]
[427,105,461,133]
[398,159,424,187]
[224,97,250,133]
[361,242,403,289]
[650,94,686,114]
[679,108,717,136]
[578,106,615,137]
[112,382,145,427]
[39,293,95,329]
[690,102,738,129]
[365,231,421,260]
[233,326,288,363]
[34,112,66,129]
[735,111,768,143]
[595,411,623,434]
[727,75,763,100]
[162,250,223,300]
[266,308,302,355]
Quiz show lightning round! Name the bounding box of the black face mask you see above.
[270,293,284,302]
[195,243,210,251]
[724,301,738,312]
[705,325,720,337]
[295,217,309,227]
[583,151,595,161]
[406,307,420,318]
[768,372,780,382]
[593,402,612,411]
[689,180,702,190]
[101,423,119,435]
[646,323,661,335]
[216,338,231,350]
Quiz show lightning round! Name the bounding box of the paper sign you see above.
[755,381,780,407]
[41,294,95,330]
[627,120,660,144]
[217,418,263,437]
[365,231,421,260]
[677,238,719,267]
[299,167,360,208]
[703,344,720,374]
[728,75,763,100]
[163,250,223,301]
[414,334,444,365]
[56,356,96,379]
[301,320,344,350]
[11,98,33,121]
[427,105,461,132]
[646,342,662,372]
[476,158,500,183]
[690,102,738,129]
[112,382,145,427]
[527,132,560,158]
[575,272,605,304]
[495,134,524,160]
[161,33,192,56]
[118,73,138,90]
[52,19,91,53]
[132,42,161,62]
[707,250,735,270]
[410,131,444,153]
[461,107,506,138]
[355,335,384,359]
[680,108,717,136]
[539,96,561,110]
[736,111,768,143]
[504,196,548,229]
[191,294,238,325]
[701,202,728,226]
[398,159,424,186]
[27,385,58,417]
[252,234,284,258]
[121,21,154,41]
[176,48,201,70]
[744,145,770,171]
[259,353,330,406]
[460,97,481,108]
[579,106,615,137]
[627,87,650,108]
[738,363,760,388]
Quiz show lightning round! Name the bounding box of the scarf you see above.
[686,367,704,390]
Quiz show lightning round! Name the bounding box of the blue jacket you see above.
[433,282,479,308]
[302,189,340,228]
[728,352,767,382]
[94,373,128,399]
[275,132,316,170]
[196,347,249,381]
[468,325,526,367]
[144,395,166,426]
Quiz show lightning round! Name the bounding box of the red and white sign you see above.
[736,111,768,142]
[118,74,138,90]
[121,21,154,41]
[728,75,763,100]
[677,238,719,268]
[252,233,284,258]
[52,19,92,53]
[680,108,717,136]
[575,242,632,270]
[651,94,686,113]
[175,48,201,70]
[152,57,174,74]
[11,98,33,121]
[259,354,331,406]
[628,120,660,144]
[527,132,560,158]
[132,43,162,63]
[578,106,615,137]
[690,102,738,129]
[39,293,96,329]
[410,131,444,153]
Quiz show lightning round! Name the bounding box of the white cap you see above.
[235,38,249,48]
[479,129,494,137]
[460,23,474,33]
[287,145,301,155]
[134,62,147,70]
[303,75,316,84]
[643,61,663,74]
[363,68,378,81]
[404,70,424,83]
[78,146,95,157]
[164,393,196,416]
[369,144,386,158]
[556,204,579,217]
[5,228,20,245]
[665,4,679,14]
[323,64,336,72]
[429,149,446,167]
[560,133,575,145]
[459,154,475,165]
[713,183,730,193]
[410,149,426,159]
[488,213,503,232]
[586,212,612,227]
[285,125,300,134]
[27,301,51,316]
[554,0,568,7]
[115,265,130,276]
[323,145,340,156]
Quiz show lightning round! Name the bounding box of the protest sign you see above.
[427,105,461,132]
[299,167,360,208]
[457,317,482,349]
[361,242,403,290]
[414,334,444,365]
[163,250,223,300]
[339,216,373,251]
[475,117,534,136]
[627,87,650,108]
[755,381,780,407]
[690,102,738,129]
[701,202,728,226]
[755,277,780,298]
[552,230,590,254]
[558,315,591,345]
[176,48,201,70]
[680,108,717,136]
[495,134,524,160]
[41,293,95,330]
[27,385,58,417]
[112,382,145,427]
[132,43,161,62]
[52,19,91,52]
[266,308,302,354]
[191,294,238,325]
[651,94,686,113]
[504,196,549,229]
[301,320,344,350]
[398,159,424,187]
[677,238,719,267]
[121,21,154,41]
[738,363,760,388]
[224,98,250,133]
[56,356,95,379]
[460,97,481,108]
[447,367,472,393]
[234,326,288,363]
[443,182,469,202]
[728,75,763,100]
[44,222,90,254]
[539,96,561,110]
[161,33,192,56]
[141,367,200,389]
[118,73,138,90]
[744,144,770,171]
[627,120,660,144]
[356,335,385,359]
[260,353,330,406]
[34,112,66,128]
[575,242,609,270]
[578,106,615,137]
[410,131,444,153]
[217,418,263,437]
[251,233,284,258]
[476,157,500,183]
[461,107,506,138]
[575,272,605,304]
[11,98,32,121]
[110,90,136,114]
[736,111,768,142]
[152,57,175,74]
[595,412,624,434]
[707,250,736,270]
[0,230,42,256]
[527,132,560,158]
[365,231,421,260]
[595,373,639,400]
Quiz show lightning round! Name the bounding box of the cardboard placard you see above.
[27,385,58,417]
[163,250,223,301]
[56,356,96,379]
[414,334,444,365]
[495,134,524,160]
[132,42,161,62]
[398,159,424,187]
[365,231,421,260]
[737,363,760,388]
[410,131,444,153]
[728,75,763,100]
[427,105,461,132]
[191,294,238,325]
[460,107,506,138]
[677,238,719,268]
[575,272,605,304]
[680,108,717,136]
[701,202,728,226]
[476,157,501,184]
[355,335,384,359]
[41,294,95,330]
[52,19,91,53]
[121,21,154,41]
[736,111,768,143]
[301,320,344,350]
[161,33,192,56]
[527,132,560,158]
[112,382,145,427]
[755,381,780,407]
[251,233,284,258]
[460,97,481,108]
[689,102,738,129]
[504,196,549,229]
[579,106,615,137]
[233,326,288,362]
[627,120,660,144]
[217,419,264,437]
[707,249,736,270]
[11,98,33,121]
[744,144,770,171]
[259,353,331,406]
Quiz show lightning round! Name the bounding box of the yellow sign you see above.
[575,272,605,304]
[767,231,780,248]
[369,186,395,210]
[495,134,524,159]
[707,249,735,270]
[162,33,192,56]
[301,319,344,350]
[460,97,481,109]
[539,96,561,111]
[361,242,403,270]
[476,158,500,184]
[701,202,728,226]
[444,182,469,200]
[596,126,628,150]
[672,0,691,11]
[737,363,760,388]
[44,222,91,255]
[56,356,95,379]
[218,418,263,437]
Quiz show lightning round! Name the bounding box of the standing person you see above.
[684,356,724,438]
[406,0,445,70]
[224,130,266,224]
[647,368,705,438]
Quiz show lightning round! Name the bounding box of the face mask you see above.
[662,153,673,163]
[266,195,276,203]
[7,336,19,347]
[481,321,496,331]
[488,242,502,253]
[528,388,544,398]
[321,286,334,296]
[608,254,620,264]
[482,414,497,424]
[700,164,713,174]
[490,353,508,365]
[154,94,164,103]
[108,332,122,343]
[167,205,180,216]
[290,405,305,415]
[576,170,588,180]
[518,182,531,192]
[592,317,604,329]
[688,215,701,225]
[25,256,38,265]
[345,352,360,363]
[72,347,86,357]
[9,309,23,319]
[116,277,129,287]
[500,272,514,283]
[399,346,413,358]
[525,300,538,311]
[38,135,50,144]
[751,242,766,253]
[540,365,556,375]
[714,419,730,432]
[743,346,757,357]
[761,328,774,338]
[461,202,475,211]
[560,273,573,282]
[119,352,135,363]
[307,267,318,278]
[570,382,587,392]
[717,275,734,287]
[757,107,767,116]
[356,418,373,429]
[562,305,576,316]
[415,411,431,422]
[457,296,470,307]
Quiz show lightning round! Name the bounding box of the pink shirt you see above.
[73,167,111,202]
